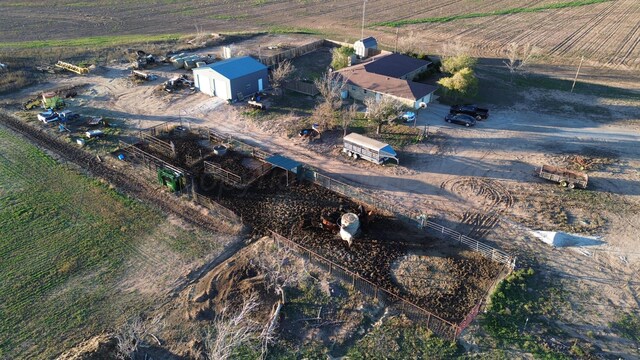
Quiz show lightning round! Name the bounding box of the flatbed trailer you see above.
[538,164,588,189]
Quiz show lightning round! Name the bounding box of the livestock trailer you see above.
[343,133,398,165]
[538,164,588,189]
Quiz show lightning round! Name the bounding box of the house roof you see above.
[356,37,377,48]
[361,53,431,78]
[193,56,266,79]
[338,66,438,101]
[343,133,397,157]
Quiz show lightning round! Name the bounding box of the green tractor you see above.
[43,95,65,111]
[157,168,185,192]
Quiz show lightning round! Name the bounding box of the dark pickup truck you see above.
[450,105,489,120]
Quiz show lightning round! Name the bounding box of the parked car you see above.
[450,104,489,120]
[445,113,477,127]
[37,110,59,123]
[398,111,416,123]
[57,110,80,122]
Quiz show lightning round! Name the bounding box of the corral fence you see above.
[302,168,516,269]
[258,39,325,67]
[203,160,272,188]
[284,80,319,96]
[138,120,187,137]
[139,132,176,159]
[206,128,272,160]
[269,230,459,341]
[192,191,239,222]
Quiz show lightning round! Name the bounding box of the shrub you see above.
[330,46,355,70]
[441,54,477,74]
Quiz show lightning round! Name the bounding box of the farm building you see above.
[338,53,437,109]
[193,56,269,100]
[354,37,378,58]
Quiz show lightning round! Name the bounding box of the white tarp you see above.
[531,230,604,248]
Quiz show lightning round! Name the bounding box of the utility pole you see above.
[361,0,367,40]
[571,56,584,93]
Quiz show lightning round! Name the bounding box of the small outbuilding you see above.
[193,56,269,101]
[354,37,378,58]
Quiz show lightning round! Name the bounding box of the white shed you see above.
[354,37,378,58]
[193,56,269,101]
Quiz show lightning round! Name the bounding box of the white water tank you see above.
[339,213,360,243]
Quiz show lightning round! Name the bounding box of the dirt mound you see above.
[186,237,279,322]
[56,334,118,360]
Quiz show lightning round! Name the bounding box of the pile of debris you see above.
[169,53,216,70]
[130,70,158,82]
[131,50,165,70]
[163,74,194,93]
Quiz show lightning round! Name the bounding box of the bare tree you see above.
[252,241,308,359]
[115,317,145,360]
[341,103,358,137]
[441,40,470,59]
[204,293,262,360]
[115,315,163,360]
[269,60,295,96]
[312,72,347,131]
[503,42,537,80]
[397,31,426,58]
[314,71,345,109]
[364,96,404,134]
[254,242,305,304]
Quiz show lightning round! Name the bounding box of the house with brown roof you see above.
[337,53,437,109]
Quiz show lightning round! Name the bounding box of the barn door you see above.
[258,78,263,91]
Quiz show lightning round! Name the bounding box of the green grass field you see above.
[0,33,183,49]
[0,126,219,358]
[374,0,611,27]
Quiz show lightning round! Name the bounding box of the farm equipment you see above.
[247,94,270,110]
[42,93,65,110]
[131,50,163,70]
[55,61,89,75]
[163,75,194,92]
[23,98,42,110]
[157,168,185,192]
[298,128,320,139]
[538,164,588,189]
[131,70,158,81]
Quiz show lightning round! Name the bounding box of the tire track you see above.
[548,0,619,57]
[605,0,640,67]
